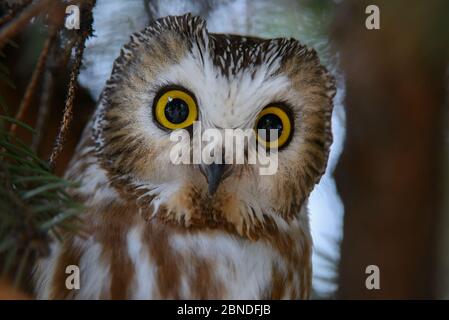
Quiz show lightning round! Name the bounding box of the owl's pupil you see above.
[257,114,283,141]
[164,98,189,124]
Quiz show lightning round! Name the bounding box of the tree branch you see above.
[10,26,57,134]
[48,0,96,170]
[0,0,33,28]
[0,0,51,50]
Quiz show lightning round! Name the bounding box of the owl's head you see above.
[94,14,335,239]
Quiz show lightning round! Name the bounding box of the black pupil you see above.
[257,114,283,142]
[164,98,189,124]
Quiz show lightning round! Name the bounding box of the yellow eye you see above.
[154,89,198,129]
[255,105,292,148]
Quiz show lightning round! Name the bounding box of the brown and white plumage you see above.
[35,14,335,299]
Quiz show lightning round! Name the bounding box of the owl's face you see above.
[94,14,335,239]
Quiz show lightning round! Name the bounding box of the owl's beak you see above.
[201,163,230,196]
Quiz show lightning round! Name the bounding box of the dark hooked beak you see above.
[201,163,230,196]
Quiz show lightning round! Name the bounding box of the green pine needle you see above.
[0,113,82,290]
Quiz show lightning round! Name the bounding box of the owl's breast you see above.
[124,223,309,299]
[35,213,310,299]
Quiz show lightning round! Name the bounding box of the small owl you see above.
[35,14,335,299]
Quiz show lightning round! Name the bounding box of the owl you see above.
[35,14,335,299]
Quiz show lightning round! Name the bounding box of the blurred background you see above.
[0,0,448,299]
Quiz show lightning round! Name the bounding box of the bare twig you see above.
[31,69,54,151]
[0,0,51,50]
[60,36,78,67]
[48,40,84,170]
[49,0,96,170]
[10,26,57,134]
